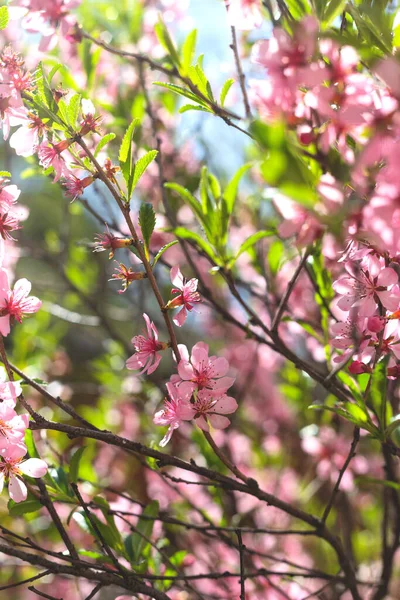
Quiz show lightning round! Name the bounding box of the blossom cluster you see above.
[0,179,45,501]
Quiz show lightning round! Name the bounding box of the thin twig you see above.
[236,530,246,600]
[230,26,252,119]
[321,428,360,524]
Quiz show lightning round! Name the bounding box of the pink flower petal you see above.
[8,474,27,503]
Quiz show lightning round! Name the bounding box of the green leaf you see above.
[386,415,400,438]
[178,104,211,114]
[229,231,275,267]
[369,356,390,428]
[220,78,235,107]
[139,202,156,258]
[94,133,116,158]
[8,497,42,517]
[118,118,140,200]
[279,183,317,208]
[153,82,209,106]
[48,63,63,83]
[181,29,197,75]
[165,182,205,227]
[24,429,40,459]
[125,500,159,565]
[68,93,81,127]
[69,447,86,484]
[268,240,284,275]
[188,60,214,101]
[322,0,347,27]
[0,6,9,30]
[152,240,179,267]
[154,19,181,67]
[223,163,252,214]
[174,227,218,263]
[131,150,158,192]
[0,171,11,178]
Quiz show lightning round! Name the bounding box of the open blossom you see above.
[0,211,21,241]
[63,174,94,201]
[0,445,47,503]
[38,141,72,182]
[0,181,21,210]
[0,270,42,336]
[172,342,235,396]
[192,390,238,431]
[226,0,263,31]
[0,370,22,405]
[0,403,28,452]
[167,266,201,327]
[333,260,399,316]
[9,113,46,157]
[126,313,168,375]
[153,382,194,446]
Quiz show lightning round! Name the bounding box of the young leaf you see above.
[181,29,197,75]
[8,497,42,517]
[154,19,181,67]
[153,82,209,106]
[165,182,206,226]
[174,227,219,263]
[152,240,179,267]
[118,118,140,200]
[220,78,235,107]
[68,93,81,127]
[125,500,159,564]
[69,447,86,484]
[229,230,275,267]
[179,104,211,114]
[223,163,252,214]
[139,202,156,258]
[94,133,116,158]
[322,0,347,27]
[131,150,158,192]
[0,6,9,30]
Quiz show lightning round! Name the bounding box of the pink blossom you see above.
[0,444,47,503]
[173,342,235,396]
[0,211,21,241]
[38,141,70,183]
[126,313,167,375]
[0,370,22,405]
[0,270,42,336]
[167,266,201,327]
[333,261,399,316]
[153,382,194,446]
[93,225,132,259]
[0,403,28,452]
[63,174,94,201]
[9,113,46,157]
[0,181,21,210]
[192,390,238,431]
[226,0,263,31]
[274,194,323,247]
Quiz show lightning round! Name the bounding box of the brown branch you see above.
[236,530,246,600]
[36,479,79,561]
[321,427,360,524]
[230,26,252,119]
[271,248,311,332]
